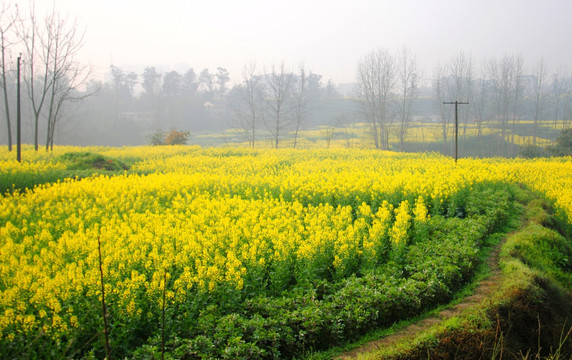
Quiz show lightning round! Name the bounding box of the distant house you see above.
[413,115,440,123]
[203,101,226,115]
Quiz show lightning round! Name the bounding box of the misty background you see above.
[1,0,571,157]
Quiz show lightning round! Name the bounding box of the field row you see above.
[2,147,571,220]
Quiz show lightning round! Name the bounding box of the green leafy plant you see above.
[55,152,129,171]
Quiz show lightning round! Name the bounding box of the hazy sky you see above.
[32,0,572,84]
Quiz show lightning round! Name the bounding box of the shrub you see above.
[149,129,191,145]
[518,143,548,158]
[547,128,572,156]
[148,130,166,146]
[165,129,190,145]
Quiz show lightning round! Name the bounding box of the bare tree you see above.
[448,52,473,138]
[471,61,489,138]
[550,67,569,131]
[321,118,336,149]
[18,3,93,150]
[489,57,509,153]
[44,11,93,150]
[335,113,354,149]
[0,4,16,151]
[396,47,418,151]
[292,64,315,149]
[357,53,379,149]
[356,49,396,149]
[18,2,48,150]
[531,58,548,145]
[264,62,293,149]
[509,54,524,150]
[433,62,451,150]
[488,55,522,155]
[562,82,572,130]
[231,61,264,147]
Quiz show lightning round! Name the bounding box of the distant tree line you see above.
[69,62,339,147]
[356,48,419,151]
[97,65,231,130]
[227,61,333,149]
[68,61,341,147]
[356,49,572,156]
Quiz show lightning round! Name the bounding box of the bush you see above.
[547,128,572,156]
[149,129,191,145]
[518,143,548,158]
[165,129,191,145]
[149,130,166,146]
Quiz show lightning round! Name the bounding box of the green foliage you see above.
[0,168,68,195]
[443,182,513,234]
[502,201,572,288]
[55,152,129,171]
[149,129,166,146]
[515,129,572,158]
[518,143,549,158]
[149,129,191,146]
[547,128,572,156]
[0,152,132,194]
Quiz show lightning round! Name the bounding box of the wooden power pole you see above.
[443,101,469,163]
[17,55,21,163]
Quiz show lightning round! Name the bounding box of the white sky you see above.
[29,0,572,84]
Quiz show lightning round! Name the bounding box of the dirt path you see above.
[336,239,505,359]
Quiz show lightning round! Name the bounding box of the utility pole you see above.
[16,54,21,163]
[443,101,469,163]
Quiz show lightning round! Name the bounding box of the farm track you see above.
[336,234,507,359]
